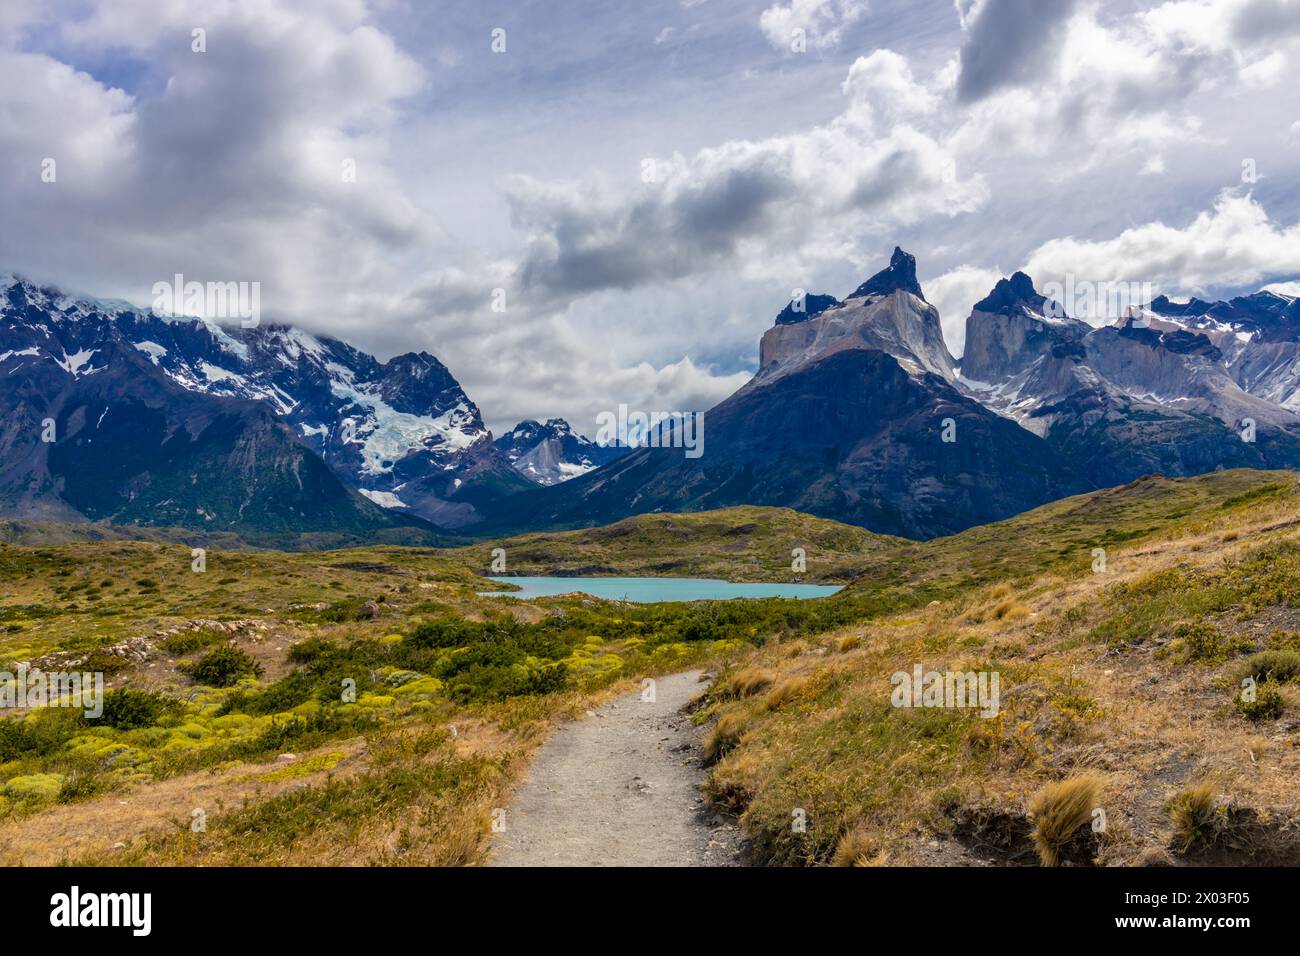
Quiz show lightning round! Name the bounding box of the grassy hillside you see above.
[694,468,1300,866]
[838,468,1300,599]
[1,467,1296,866]
[0,518,458,551]
[438,506,899,583]
[0,537,764,863]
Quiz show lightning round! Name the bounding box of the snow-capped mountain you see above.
[478,250,1082,539]
[0,276,530,530]
[958,272,1300,487]
[8,253,1300,543]
[494,418,626,486]
[1130,291,1300,412]
[475,250,1300,540]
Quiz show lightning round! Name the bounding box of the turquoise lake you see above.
[482,576,843,603]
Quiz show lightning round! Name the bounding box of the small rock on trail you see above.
[489,669,743,867]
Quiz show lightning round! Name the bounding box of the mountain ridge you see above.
[0,276,530,532]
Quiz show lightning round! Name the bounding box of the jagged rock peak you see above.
[850,247,925,302]
[1148,294,1220,317]
[972,271,1064,318]
[774,293,840,326]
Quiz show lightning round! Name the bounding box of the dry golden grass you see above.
[701,501,1300,865]
[991,599,1029,621]
[831,827,888,867]
[764,675,813,711]
[1029,774,1103,866]
[727,667,775,698]
[702,711,748,764]
[1169,782,1220,852]
[686,474,1300,866]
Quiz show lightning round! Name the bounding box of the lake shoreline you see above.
[480,575,844,603]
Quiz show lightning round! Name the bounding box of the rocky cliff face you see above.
[754,248,955,388]
[959,274,1300,487]
[480,347,1081,539]
[960,271,1091,385]
[1131,291,1300,412]
[477,250,1083,539]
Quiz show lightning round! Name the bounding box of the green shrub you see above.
[408,618,479,649]
[446,661,568,704]
[287,637,338,663]
[185,645,261,687]
[0,709,82,761]
[159,628,225,656]
[1232,649,1300,685]
[1167,622,1253,664]
[1235,685,1284,721]
[57,770,106,803]
[76,648,133,675]
[290,597,375,624]
[94,688,178,730]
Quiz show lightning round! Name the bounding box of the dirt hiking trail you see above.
[488,669,743,867]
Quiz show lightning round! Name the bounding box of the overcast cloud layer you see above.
[2,0,1299,434]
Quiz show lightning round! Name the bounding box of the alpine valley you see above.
[4,247,1300,542]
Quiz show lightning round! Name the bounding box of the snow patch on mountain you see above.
[57,348,100,377]
[134,341,168,364]
[330,372,483,475]
[359,489,408,509]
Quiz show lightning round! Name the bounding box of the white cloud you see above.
[1022,192,1300,303]
[1239,50,1286,87]
[0,0,433,335]
[4,0,1300,435]
[507,50,983,300]
[758,0,869,53]
[929,191,1300,347]
[1140,154,1167,175]
[947,0,1300,176]
[925,264,1004,357]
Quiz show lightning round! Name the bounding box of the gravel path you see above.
[488,669,744,867]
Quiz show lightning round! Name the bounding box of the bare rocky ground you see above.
[489,669,744,867]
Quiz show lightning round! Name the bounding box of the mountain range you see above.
[473,249,1300,537]
[494,418,626,486]
[3,250,1299,541]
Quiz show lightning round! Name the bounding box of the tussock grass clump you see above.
[831,827,887,867]
[966,596,1028,624]
[1028,774,1102,866]
[1169,782,1222,851]
[765,676,813,711]
[991,600,1029,621]
[725,668,774,699]
[702,711,747,764]
[833,634,861,653]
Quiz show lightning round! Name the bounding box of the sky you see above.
[2,0,1299,435]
